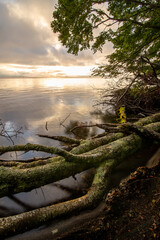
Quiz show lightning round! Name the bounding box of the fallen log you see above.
[0,113,160,238]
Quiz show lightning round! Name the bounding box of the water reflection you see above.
[0,77,106,146]
[0,77,106,217]
[0,170,94,218]
[64,120,98,139]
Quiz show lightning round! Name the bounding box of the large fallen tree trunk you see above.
[0,113,160,238]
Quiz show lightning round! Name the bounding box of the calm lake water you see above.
[0,77,108,148]
[0,77,109,218]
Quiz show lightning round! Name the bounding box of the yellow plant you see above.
[117,106,127,123]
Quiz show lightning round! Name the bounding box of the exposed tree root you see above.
[0,113,160,238]
[55,162,160,240]
[0,161,115,238]
[120,122,160,140]
[0,123,159,197]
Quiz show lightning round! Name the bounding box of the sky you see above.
[0,0,113,78]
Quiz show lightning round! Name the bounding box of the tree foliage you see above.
[51,0,160,84]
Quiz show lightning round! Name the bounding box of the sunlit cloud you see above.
[0,0,113,77]
[0,64,93,78]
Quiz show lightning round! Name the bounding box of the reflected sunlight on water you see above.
[39,77,89,88]
[0,77,107,218]
[0,77,107,148]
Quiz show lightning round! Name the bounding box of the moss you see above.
[0,161,115,238]
[1,113,160,237]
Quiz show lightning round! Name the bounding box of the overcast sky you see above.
[0,0,113,78]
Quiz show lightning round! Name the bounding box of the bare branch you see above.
[116,76,138,105]
[0,156,51,163]
[37,134,81,145]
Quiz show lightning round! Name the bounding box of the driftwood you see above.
[0,113,160,238]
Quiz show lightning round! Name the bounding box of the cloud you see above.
[0,0,52,64]
[0,0,113,77]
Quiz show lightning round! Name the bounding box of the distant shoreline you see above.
[0,75,98,79]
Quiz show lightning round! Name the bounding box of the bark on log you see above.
[0,122,160,197]
[0,160,115,238]
[0,113,160,238]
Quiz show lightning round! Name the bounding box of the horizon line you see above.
[0,75,98,79]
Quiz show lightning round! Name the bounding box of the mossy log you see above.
[0,113,160,238]
[0,122,160,197]
[0,161,115,238]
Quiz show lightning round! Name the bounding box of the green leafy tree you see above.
[51,0,160,84]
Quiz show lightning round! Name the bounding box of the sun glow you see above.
[0,64,94,78]
[34,17,48,28]
[60,66,92,77]
[39,78,89,89]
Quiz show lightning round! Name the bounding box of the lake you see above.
[0,77,109,148]
[0,77,110,218]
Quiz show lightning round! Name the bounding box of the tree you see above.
[0,1,160,238]
[0,113,160,238]
[51,0,160,111]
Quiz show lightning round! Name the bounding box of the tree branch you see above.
[91,8,160,30]
[0,160,115,238]
[37,134,81,145]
